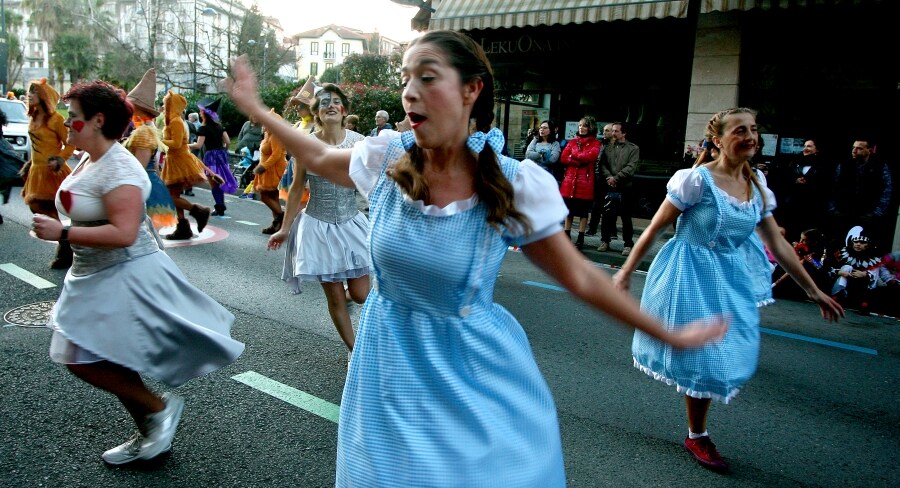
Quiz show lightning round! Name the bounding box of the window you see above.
[324,42,335,58]
[342,43,350,55]
[310,62,318,76]
[325,63,333,71]
[310,42,319,56]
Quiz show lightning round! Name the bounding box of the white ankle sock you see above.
[688,430,709,439]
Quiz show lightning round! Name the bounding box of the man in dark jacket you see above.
[586,123,613,236]
[598,122,640,256]
[828,138,892,246]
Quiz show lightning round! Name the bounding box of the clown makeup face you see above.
[316,92,345,124]
[63,99,93,147]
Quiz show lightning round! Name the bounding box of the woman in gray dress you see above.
[32,80,244,467]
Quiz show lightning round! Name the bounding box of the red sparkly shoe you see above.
[684,436,729,473]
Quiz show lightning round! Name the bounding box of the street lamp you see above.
[192,0,216,93]
[247,36,269,88]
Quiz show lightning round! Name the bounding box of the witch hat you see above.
[290,76,319,107]
[197,97,221,123]
[127,69,159,118]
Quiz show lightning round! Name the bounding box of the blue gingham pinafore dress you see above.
[632,166,769,404]
[336,146,565,486]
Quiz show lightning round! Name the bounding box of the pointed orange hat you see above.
[127,69,160,118]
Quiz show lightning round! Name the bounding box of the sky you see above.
[245,0,426,42]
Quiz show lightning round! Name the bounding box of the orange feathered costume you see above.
[159,90,207,187]
[254,110,288,192]
[22,78,75,203]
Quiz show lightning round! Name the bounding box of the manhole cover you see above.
[4,301,56,328]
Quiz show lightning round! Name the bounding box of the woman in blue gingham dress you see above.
[613,108,842,472]
[225,31,727,487]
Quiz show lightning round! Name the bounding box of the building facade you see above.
[424,0,896,229]
[291,25,403,80]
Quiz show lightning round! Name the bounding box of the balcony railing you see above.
[323,51,336,60]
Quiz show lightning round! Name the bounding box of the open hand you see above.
[611,271,630,292]
[267,229,289,251]
[809,289,844,322]
[668,316,729,348]
[221,55,266,118]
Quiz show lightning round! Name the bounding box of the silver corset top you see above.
[304,173,359,224]
[70,218,161,276]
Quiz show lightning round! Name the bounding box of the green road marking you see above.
[232,371,340,423]
[0,264,56,289]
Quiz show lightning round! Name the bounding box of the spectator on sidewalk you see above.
[559,116,600,250]
[344,114,359,132]
[524,119,560,174]
[587,123,613,236]
[777,139,831,241]
[183,112,201,196]
[368,110,392,136]
[0,110,27,225]
[828,137,892,246]
[598,121,640,256]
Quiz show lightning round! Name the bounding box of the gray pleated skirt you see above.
[49,250,244,387]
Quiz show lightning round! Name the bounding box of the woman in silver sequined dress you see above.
[267,83,369,353]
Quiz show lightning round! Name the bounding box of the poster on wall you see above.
[760,133,778,157]
[564,121,579,140]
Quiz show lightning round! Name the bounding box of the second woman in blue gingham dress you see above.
[631,165,772,402]
[614,108,842,473]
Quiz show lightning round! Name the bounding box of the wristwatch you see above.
[59,224,70,243]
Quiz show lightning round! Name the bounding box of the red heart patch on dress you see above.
[71,121,85,132]
[59,190,73,213]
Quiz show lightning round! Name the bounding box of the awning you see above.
[702,0,880,13]
[428,0,689,31]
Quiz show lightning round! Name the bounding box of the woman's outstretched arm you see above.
[522,232,727,348]
[223,56,354,187]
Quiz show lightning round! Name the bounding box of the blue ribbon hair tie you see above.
[400,127,506,155]
[400,130,417,151]
[467,128,505,155]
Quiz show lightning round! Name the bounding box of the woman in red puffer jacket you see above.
[559,116,600,249]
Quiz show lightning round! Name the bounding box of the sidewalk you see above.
[571,216,673,272]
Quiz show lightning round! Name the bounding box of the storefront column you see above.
[683,11,741,151]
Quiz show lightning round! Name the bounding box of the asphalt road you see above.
[1,186,897,487]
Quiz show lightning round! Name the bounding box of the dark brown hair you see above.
[64,81,134,140]
[388,30,530,233]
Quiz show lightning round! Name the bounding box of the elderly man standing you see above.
[587,123,614,237]
[369,110,393,136]
[598,121,640,256]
